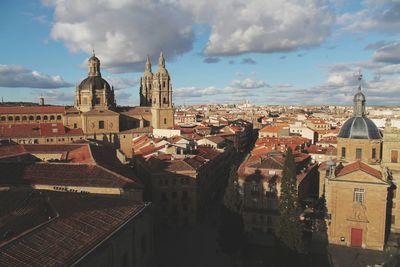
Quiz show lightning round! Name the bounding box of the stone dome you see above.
[338,116,381,139]
[78,76,111,92]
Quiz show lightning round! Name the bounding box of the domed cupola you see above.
[75,51,116,112]
[338,73,381,140]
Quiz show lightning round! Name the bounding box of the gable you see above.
[333,169,387,185]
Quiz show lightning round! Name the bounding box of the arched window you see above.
[8,116,13,121]
[1,116,6,121]
[22,116,27,121]
[56,115,62,120]
[50,115,55,120]
[15,116,20,121]
[29,116,34,121]
[163,97,167,104]
[43,115,48,120]
[36,115,41,120]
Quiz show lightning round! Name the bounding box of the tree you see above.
[276,148,304,253]
[217,165,245,255]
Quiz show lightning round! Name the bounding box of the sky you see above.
[1,0,400,106]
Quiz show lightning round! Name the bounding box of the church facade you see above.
[322,79,393,251]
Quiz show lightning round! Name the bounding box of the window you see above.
[83,97,88,105]
[36,115,41,120]
[372,148,376,160]
[356,148,362,160]
[172,192,177,199]
[0,116,5,121]
[391,150,398,163]
[29,116,34,121]
[50,115,55,120]
[392,215,396,225]
[43,115,48,120]
[8,116,13,121]
[74,123,77,128]
[182,191,188,200]
[22,116,27,121]
[99,120,105,129]
[164,118,167,124]
[341,147,346,158]
[15,116,20,121]
[354,188,365,203]
[56,115,62,120]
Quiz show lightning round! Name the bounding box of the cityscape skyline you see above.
[1,0,400,107]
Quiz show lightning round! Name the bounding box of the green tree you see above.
[217,165,245,255]
[276,148,304,253]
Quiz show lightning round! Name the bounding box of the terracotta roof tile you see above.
[0,191,147,266]
[336,161,382,179]
[0,106,65,115]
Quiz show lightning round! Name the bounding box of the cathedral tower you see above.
[140,56,153,106]
[150,52,174,129]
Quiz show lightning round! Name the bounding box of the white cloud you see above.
[275,83,293,88]
[338,1,400,33]
[0,64,73,89]
[50,0,194,73]
[105,76,139,90]
[231,78,268,89]
[180,0,334,56]
[373,42,400,63]
[47,0,334,70]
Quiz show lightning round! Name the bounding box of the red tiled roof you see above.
[0,106,65,114]
[336,161,382,179]
[0,143,26,159]
[0,162,139,189]
[0,123,83,138]
[0,190,147,266]
[259,126,283,133]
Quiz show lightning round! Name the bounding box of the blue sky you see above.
[1,0,400,106]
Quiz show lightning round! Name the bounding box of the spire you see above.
[357,70,362,91]
[158,51,165,68]
[145,55,152,72]
[92,49,95,57]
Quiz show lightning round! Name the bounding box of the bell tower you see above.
[151,52,174,129]
[140,56,153,106]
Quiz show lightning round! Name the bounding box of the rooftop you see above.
[0,190,148,266]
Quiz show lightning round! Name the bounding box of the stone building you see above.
[382,119,400,233]
[0,52,175,154]
[238,151,319,240]
[323,80,392,250]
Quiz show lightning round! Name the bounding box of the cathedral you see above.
[0,52,175,155]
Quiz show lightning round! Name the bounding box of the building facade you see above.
[323,81,391,251]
